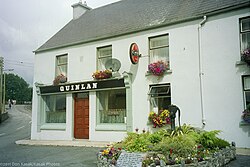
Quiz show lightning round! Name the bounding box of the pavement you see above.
[16,139,250,155]
[15,139,110,148]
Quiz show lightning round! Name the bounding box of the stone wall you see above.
[97,146,236,167]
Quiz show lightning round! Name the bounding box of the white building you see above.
[31,0,250,148]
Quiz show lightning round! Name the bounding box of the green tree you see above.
[5,73,32,104]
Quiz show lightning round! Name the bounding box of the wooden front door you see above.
[74,96,89,139]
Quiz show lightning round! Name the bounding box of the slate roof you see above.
[35,0,250,53]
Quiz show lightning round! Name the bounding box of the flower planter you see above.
[148,61,169,76]
[241,48,250,65]
[53,74,67,85]
[92,70,112,80]
[97,147,236,167]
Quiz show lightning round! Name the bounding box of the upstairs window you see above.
[148,84,171,114]
[97,46,112,71]
[240,17,250,53]
[149,34,169,64]
[56,55,68,77]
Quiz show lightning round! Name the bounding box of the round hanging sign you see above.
[129,43,140,64]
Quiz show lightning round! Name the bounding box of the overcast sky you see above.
[0,0,120,85]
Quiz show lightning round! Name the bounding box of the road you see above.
[0,105,102,167]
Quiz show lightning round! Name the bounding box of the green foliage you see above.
[148,133,162,144]
[121,132,151,152]
[153,134,197,157]
[213,138,230,149]
[5,73,32,104]
[198,130,223,149]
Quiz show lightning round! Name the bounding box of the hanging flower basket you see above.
[92,69,112,80]
[53,74,67,85]
[148,61,169,76]
[241,48,250,65]
[148,110,171,128]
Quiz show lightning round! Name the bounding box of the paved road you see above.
[0,105,102,167]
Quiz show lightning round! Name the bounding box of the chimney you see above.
[71,0,91,20]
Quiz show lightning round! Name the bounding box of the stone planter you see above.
[97,146,236,167]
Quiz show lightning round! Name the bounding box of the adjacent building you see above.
[31,0,250,148]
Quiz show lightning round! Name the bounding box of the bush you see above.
[153,134,197,158]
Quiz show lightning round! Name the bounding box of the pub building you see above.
[32,0,250,148]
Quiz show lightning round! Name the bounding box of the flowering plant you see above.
[148,61,169,76]
[241,48,250,64]
[98,145,122,165]
[148,109,171,128]
[92,69,112,79]
[241,109,250,124]
[53,74,67,85]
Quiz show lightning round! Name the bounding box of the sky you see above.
[0,0,120,86]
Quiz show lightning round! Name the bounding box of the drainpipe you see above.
[198,16,207,129]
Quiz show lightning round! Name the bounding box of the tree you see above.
[5,73,32,104]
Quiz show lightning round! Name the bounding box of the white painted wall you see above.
[32,8,250,147]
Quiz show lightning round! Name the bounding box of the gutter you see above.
[198,16,207,129]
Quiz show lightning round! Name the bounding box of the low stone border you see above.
[97,146,236,167]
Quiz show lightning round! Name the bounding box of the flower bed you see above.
[97,125,236,167]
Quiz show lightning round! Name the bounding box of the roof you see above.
[35,0,250,53]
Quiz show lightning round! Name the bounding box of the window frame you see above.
[96,88,127,131]
[148,34,169,64]
[55,54,68,77]
[96,45,112,71]
[148,83,171,114]
[242,75,250,109]
[239,16,250,54]
[40,94,67,130]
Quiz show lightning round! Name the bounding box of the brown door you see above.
[74,97,89,139]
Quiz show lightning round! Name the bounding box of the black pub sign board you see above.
[40,79,125,94]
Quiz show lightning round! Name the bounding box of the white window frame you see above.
[149,34,169,64]
[40,94,67,130]
[148,83,171,114]
[96,88,127,131]
[97,45,112,71]
[56,54,68,77]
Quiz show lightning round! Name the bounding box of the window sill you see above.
[95,124,126,131]
[40,123,66,130]
[239,121,250,126]
[145,69,172,76]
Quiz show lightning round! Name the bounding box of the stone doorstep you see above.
[15,139,110,147]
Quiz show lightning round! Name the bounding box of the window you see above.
[243,76,250,109]
[43,94,66,123]
[240,17,250,53]
[97,89,126,124]
[56,55,68,77]
[97,46,112,71]
[148,84,171,114]
[149,35,169,64]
